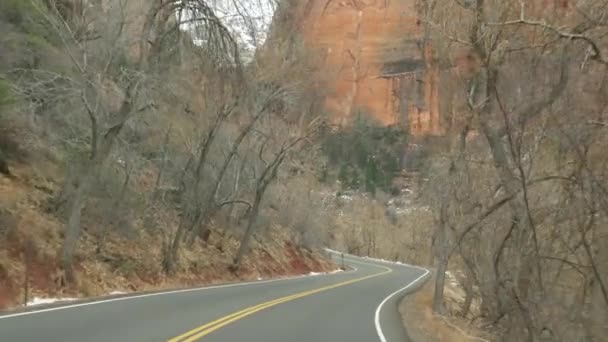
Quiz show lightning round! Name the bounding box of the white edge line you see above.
[324,249,432,342]
[374,268,431,342]
[0,266,355,320]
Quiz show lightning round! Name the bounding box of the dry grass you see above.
[400,279,494,342]
[329,193,433,264]
[0,163,335,310]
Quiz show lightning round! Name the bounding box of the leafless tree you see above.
[31,0,239,283]
[232,117,323,268]
[418,0,608,340]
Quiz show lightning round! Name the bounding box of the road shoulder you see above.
[399,278,493,342]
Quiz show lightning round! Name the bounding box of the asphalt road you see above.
[0,252,429,342]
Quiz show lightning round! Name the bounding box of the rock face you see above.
[294,0,442,136]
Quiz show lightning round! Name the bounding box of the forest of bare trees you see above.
[415,0,608,340]
[3,0,608,340]
[0,0,330,295]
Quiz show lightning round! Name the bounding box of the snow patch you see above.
[308,269,343,276]
[22,269,340,308]
[26,297,78,307]
[325,248,419,268]
[362,256,406,265]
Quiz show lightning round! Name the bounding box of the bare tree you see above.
[232,119,322,268]
[418,0,608,340]
[34,0,239,283]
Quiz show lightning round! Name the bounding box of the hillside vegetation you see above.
[410,1,608,341]
[0,0,338,308]
[2,2,607,342]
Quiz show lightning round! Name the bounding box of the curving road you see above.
[0,252,429,342]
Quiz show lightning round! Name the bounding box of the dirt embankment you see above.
[400,274,495,342]
[0,165,335,310]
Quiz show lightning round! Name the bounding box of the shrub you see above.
[0,0,35,27]
[0,79,12,107]
[0,0,59,46]
[322,112,407,194]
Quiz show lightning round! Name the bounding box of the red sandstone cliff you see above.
[291,0,442,136]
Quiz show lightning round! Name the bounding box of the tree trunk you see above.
[459,249,478,318]
[227,161,244,225]
[185,94,282,244]
[143,126,171,230]
[233,195,261,268]
[433,256,448,314]
[432,186,450,314]
[97,167,130,255]
[61,166,95,284]
[164,219,186,274]
[432,216,449,313]
[186,208,214,247]
[233,153,286,268]
[188,110,264,241]
[60,86,135,283]
[460,275,474,317]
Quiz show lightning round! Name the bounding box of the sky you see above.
[181,0,277,61]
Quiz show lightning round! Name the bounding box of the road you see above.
[0,252,429,342]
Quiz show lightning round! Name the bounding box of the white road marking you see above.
[3,249,428,342]
[374,267,430,342]
[326,249,432,342]
[0,266,353,320]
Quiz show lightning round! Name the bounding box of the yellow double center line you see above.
[169,265,392,342]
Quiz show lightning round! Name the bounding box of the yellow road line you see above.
[169,265,392,342]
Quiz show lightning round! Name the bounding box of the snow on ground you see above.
[23,269,342,307]
[325,248,424,268]
[108,291,127,295]
[26,297,78,307]
[362,256,407,265]
[308,269,343,276]
[26,291,125,307]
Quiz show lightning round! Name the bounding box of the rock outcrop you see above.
[293,0,442,136]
